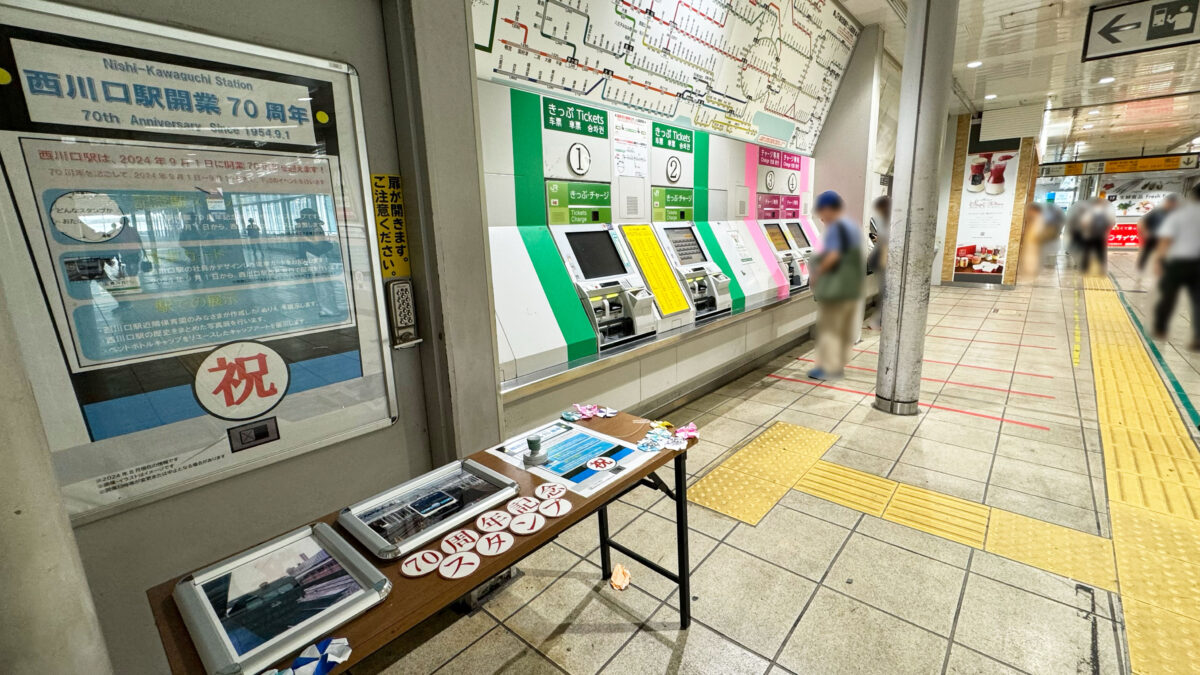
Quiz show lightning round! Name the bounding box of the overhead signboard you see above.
[1083,0,1200,61]
[1040,154,1198,176]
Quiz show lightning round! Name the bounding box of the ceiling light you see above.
[1088,110,1100,115]
[1098,76,1115,84]
[985,94,997,100]
[967,61,983,68]
[1083,124,1094,129]
[1193,136,1200,144]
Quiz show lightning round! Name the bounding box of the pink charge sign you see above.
[758,146,804,171]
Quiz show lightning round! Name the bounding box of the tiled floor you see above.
[351,252,1200,674]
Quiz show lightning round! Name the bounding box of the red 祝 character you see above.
[586,456,616,471]
[208,353,278,407]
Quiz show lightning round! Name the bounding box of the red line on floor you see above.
[767,374,1052,431]
[926,334,1056,350]
[852,349,1055,379]
[930,328,1056,339]
[794,358,1054,398]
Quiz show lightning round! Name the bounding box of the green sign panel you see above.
[546,180,612,225]
[542,97,608,138]
[652,186,694,222]
[652,123,693,152]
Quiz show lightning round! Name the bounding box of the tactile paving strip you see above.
[794,461,898,517]
[984,509,1118,592]
[686,465,790,526]
[1123,599,1200,675]
[1084,274,1200,671]
[686,422,838,524]
[882,484,990,548]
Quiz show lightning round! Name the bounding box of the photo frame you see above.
[338,459,519,559]
[173,523,389,675]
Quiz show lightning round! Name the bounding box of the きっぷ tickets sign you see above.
[0,6,395,519]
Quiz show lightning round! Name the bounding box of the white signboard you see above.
[1084,0,1200,61]
[12,40,317,145]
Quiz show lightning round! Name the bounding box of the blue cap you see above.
[815,190,844,211]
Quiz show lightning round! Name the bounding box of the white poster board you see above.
[0,0,395,521]
[952,146,1022,283]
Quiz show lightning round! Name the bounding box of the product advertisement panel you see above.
[0,5,395,519]
[953,147,1022,283]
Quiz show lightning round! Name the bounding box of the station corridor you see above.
[351,251,1200,675]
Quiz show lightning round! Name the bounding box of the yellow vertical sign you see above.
[371,174,409,279]
[621,224,691,316]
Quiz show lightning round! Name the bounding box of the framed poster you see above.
[952,148,1021,283]
[0,0,396,520]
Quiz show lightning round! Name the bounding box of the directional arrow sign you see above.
[1084,0,1200,61]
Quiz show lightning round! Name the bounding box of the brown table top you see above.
[147,413,690,674]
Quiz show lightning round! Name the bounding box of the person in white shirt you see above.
[1153,185,1200,350]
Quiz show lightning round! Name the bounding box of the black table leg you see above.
[674,453,691,629]
[598,504,612,579]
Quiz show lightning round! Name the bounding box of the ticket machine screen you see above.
[786,222,810,248]
[567,230,626,279]
[765,223,791,252]
[664,226,707,265]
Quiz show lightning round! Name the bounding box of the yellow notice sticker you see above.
[621,224,691,316]
[370,174,409,279]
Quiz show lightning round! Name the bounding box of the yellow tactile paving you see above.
[1110,502,1200,567]
[1124,599,1200,675]
[882,484,990,548]
[1084,273,1200,672]
[794,461,898,517]
[984,509,1118,592]
[686,464,790,526]
[686,421,838,523]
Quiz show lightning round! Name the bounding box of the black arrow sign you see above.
[1098,13,1143,44]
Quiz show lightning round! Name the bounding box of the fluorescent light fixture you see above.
[1193,137,1200,144]
[967,61,983,68]
[1088,109,1100,115]
[1099,76,1116,84]
[1083,124,1094,129]
[985,94,997,100]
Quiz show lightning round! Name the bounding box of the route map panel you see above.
[473,0,860,155]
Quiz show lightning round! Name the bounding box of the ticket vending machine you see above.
[762,221,810,291]
[654,222,731,321]
[784,220,814,286]
[550,224,657,350]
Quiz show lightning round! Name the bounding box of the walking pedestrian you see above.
[1152,185,1200,350]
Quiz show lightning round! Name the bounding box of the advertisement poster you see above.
[953,148,1021,282]
[1104,179,1183,248]
[0,9,394,518]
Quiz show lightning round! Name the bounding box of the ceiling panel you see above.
[837,0,1200,159]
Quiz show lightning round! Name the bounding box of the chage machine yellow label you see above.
[621,224,691,316]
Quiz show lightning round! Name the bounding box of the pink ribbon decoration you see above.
[573,403,600,419]
[674,422,698,439]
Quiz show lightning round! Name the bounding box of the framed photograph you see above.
[173,523,389,675]
[338,459,519,559]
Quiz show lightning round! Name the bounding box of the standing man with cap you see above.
[809,190,866,380]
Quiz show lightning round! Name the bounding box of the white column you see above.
[0,283,112,674]
[874,0,960,415]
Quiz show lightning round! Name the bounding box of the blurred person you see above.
[1041,201,1065,266]
[1069,197,1114,273]
[865,195,890,330]
[808,190,866,380]
[1019,202,1046,279]
[1138,193,1179,277]
[1152,185,1200,350]
[245,216,266,263]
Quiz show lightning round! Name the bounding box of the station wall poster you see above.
[0,1,395,521]
[952,146,1022,283]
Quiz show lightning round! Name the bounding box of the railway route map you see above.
[473,0,860,154]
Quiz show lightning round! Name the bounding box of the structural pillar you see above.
[0,282,112,674]
[874,0,960,415]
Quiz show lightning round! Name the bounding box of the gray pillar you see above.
[382,0,504,461]
[0,284,112,674]
[874,0,960,415]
